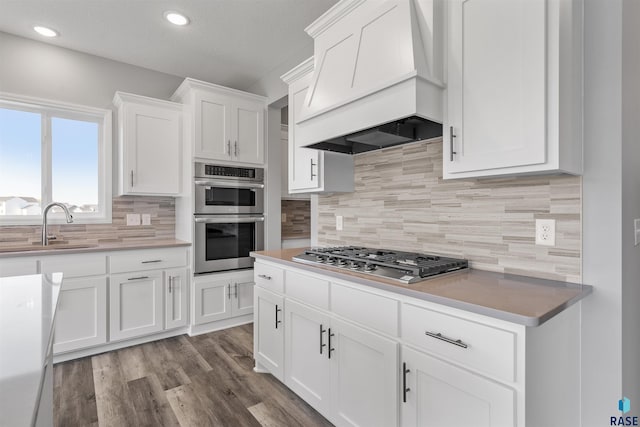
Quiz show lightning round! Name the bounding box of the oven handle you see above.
[194,216,265,224]
[194,179,264,190]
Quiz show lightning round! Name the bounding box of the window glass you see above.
[52,117,99,212]
[0,108,42,215]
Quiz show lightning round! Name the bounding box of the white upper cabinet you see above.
[444,0,583,178]
[172,78,266,165]
[281,59,354,194]
[113,92,183,196]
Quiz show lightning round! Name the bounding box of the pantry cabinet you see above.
[113,92,183,195]
[171,78,266,165]
[444,0,583,178]
[281,58,354,194]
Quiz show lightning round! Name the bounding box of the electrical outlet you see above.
[535,219,556,246]
[281,213,286,223]
[126,213,141,226]
[141,214,151,226]
[336,215,343,231]
[634,219,640,246]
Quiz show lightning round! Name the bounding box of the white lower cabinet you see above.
[53,276,107,353]
[193,270,255,325]
[284,299,332,414]
[283,298,398,427]
[254,287,284,381]
[401,346,514,427]
[165,268,189,330]
[110,271,164,341]
[330,318,398,427]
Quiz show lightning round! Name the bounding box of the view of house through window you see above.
[0,97,110,223]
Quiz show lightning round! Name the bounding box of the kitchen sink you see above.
[0,243,97,253]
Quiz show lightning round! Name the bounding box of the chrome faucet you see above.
[42,202,74,246]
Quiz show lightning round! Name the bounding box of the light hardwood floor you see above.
[53,324,333,427]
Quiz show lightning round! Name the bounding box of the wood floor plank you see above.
[116,344,149,382]
[165,384,221,427]
[248,401,305,427]
[140,341,190,391]
[127,375,180,427]
[92,351,138,427]
[54,357,99,426]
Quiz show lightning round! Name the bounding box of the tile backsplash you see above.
[0,196,175,247]
[281,199,311,239]
[318,138,581,282]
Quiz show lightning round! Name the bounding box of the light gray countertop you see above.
[251,248,593,327]
[0,273,62,427]
[0,238,190,258]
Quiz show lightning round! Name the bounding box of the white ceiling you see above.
[0,0,337,90]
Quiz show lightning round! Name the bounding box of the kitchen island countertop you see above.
[0,273,62,427]
[251,248,592,326]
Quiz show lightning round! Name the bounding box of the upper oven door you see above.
[194,179,264,214]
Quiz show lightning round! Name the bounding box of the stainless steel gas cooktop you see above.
[292,246,469,284]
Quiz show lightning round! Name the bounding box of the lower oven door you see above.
[194,214,265,274]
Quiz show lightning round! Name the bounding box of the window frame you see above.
[0,92,112,225]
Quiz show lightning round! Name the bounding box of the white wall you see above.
[621,0,640,409]
[0,32,183,108]
[581,0,626,425]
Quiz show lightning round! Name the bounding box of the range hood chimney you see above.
[294,0,445,154]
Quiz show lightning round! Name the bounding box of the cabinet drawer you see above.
[41,253,106,278]
[254,262,284,293]
[110,247,187,273]
[285,270,329,310]
[0,258,38,277]
[331,283,399,337]
[402,303,516,383]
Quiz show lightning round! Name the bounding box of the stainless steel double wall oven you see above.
[194,163,264,274]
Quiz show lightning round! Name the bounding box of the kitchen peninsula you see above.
[0,273,62,427]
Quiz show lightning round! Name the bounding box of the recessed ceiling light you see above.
[164,11,190,26]
[33,26,58,37]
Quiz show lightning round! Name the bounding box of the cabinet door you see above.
[289,71,321,191]
[330,318,399,427]
[401,346,515,427]
[254,287,284,381]
[233,98,264,164]
[165,268,189,330]
[124,102,181,194]
[193,277,232,325]
[195,91,233,160]
[284,299,332,415]
[109,271,164,341]
[231,270,254,317]
[53,276,107,354]
[445,0,546,174]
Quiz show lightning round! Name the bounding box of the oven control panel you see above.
[195,162,264,181]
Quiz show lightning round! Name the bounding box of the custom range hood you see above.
[295,0,445,155]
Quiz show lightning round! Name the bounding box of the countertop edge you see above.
[251,252,593,327]
[0,240,191,258]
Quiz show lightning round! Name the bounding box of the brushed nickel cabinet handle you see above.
[227,283,231,299]
[168,276,172,293]
[425,331,468,348]
[449,126,457,161]
[234,141,238,157]
[141,259,162,264]
[128,276,149,281]
[227,139,231,156]
[310,159,317,180]
[130,170,134,187]
[258,274,271,280]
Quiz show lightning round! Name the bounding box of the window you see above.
[0,93,112,224]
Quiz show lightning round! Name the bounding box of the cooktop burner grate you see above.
[292,246,468,284]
